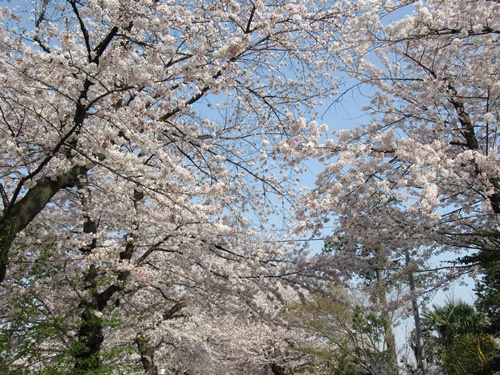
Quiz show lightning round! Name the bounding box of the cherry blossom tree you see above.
[273,0,498,370]
[282,0,498,371]
[287,283,405,375]
[284,0,499,345]
[4,0,497,372]
[0,0,357,372]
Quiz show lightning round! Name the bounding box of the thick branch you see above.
[69,0,92,60]
[448,89,500,213]
[0,22,121,283]
[0,164,89,283]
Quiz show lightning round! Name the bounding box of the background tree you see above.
[287,284,402,375]
[476,258,500,336]
[275,0,499,371]
[419,301,500,375]
[322,239,401,375]
[282,0,500,326]
[462,238,500,337]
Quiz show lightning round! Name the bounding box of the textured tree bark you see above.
[73,265,105,373]
[72,183,142,372]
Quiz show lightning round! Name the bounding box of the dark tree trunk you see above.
[135,334,159,375]
[72,184,141,372]
[270,363,289,375]
[73,266,105,372]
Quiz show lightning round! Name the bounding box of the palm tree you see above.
[420,301,499,375]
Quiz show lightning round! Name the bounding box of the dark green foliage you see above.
[420,301,500,375]
[0,241,129,374]
[475,258,500,337]
[460,231,500,336]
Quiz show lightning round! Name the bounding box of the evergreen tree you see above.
[420,301,500,375]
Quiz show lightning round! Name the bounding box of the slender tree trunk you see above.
[376,269,399,375]
[405,249,429,375]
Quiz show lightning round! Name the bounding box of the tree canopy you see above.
[0,0,498,373]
